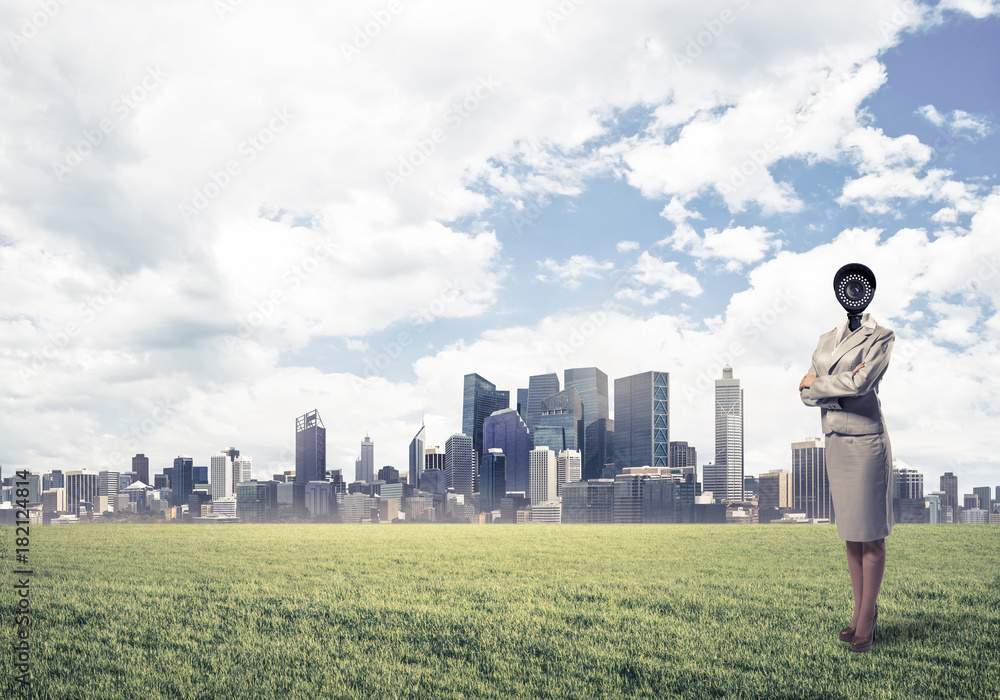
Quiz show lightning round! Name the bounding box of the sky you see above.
[1,0,998,497]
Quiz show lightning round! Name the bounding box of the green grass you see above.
[2,523,999,699]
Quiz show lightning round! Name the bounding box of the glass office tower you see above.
[564,367,610,480]
[295,410,326,484]
[462,374,510,461]
[483,408,531,497]
[409,424,426,490]
[613,371,669,473]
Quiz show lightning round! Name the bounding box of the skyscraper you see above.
[482,408,531,497]
[132,454,149,486]
[295,410,326,485]
[480,448,507,513]
[462,374,510,460]
[715,365,744,502]
[526,373,560,432]
[792,438,833,520]
[516,388,529,420]
[940,472,959,523]
[564,367,610,480]
[973,486,993,515]
[534,387,583,454]
[171,456,194,508]
[234,455,252,483]
[98,470,120,498]
[356,435,374,483]
[445,433,474,499]
[613,371,670,474]
[669,442,698,478]
[65,470,99,516]
[556,449,582,496]
[408,423,426,490]
[210,450,234,500]
[529,447,557,505]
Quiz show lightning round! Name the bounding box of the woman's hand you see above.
[853,361,865,374]
[799,374,816,391]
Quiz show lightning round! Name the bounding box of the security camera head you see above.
[833,263,876,331]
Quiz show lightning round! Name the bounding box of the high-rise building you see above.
[526,373,560,432]
[529,447,557,506]
[445,433,474,499]
[234,455,252,483]
[98,471,120,499]
[483,408,531,497]
[973,487,993,515]
[193,466,209,485]
[356,435,374,483]
[377,466,399,483]
[759,469,793,510]
[425,446,445,472]
[669,442,698,478]
[534,387,583,455]
[613,371,669,474]
[701,462,727,503]
[65,470,99,516]
[715,365,744,502]
[892,461,923,499]
[791,438,833,520]
[564,367,610,482]
[925,492,942,524]
[516,388,529,420]
[132,454,149,486]
[171,457,194,508]
[940,472,959,523]
[556,449,582,495]
[408,424,426,490]
[480,448,507,513]
[462,374,510,461]
[210,451,234,500]
[295,410,326,485]
[44,469,65,491]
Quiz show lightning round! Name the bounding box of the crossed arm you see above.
[799,330,895,406]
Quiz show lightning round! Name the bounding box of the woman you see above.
[799,304,895,654]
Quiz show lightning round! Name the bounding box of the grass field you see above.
[2,523,999,699]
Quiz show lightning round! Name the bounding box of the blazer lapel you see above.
[829,328,873,369]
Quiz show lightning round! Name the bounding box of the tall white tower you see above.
[714,365,744,502]
[210,451,234,499]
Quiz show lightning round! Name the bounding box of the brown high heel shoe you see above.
[840,603,876,643]
[849,605,878,653]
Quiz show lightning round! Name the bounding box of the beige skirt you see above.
[825,431,895,542]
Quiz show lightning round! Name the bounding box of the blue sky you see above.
[1,0,999,500]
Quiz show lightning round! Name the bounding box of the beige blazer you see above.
[800,314,895,435]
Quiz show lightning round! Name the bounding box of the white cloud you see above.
[837,167,983,215]
[917,104,993,139]
[616,240,640,253]
[536,255,614,289]
[934,0,1000,19]
[615,251,702,304]
[662,223,783,271]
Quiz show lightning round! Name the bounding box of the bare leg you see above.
[845,541,864,627]
[854,538,886,639]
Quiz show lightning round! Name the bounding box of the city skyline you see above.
[3,360,997,493]
[2,4,999,495]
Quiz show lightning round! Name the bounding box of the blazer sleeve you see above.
[799,347,843,409]
[805,329,894,400]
